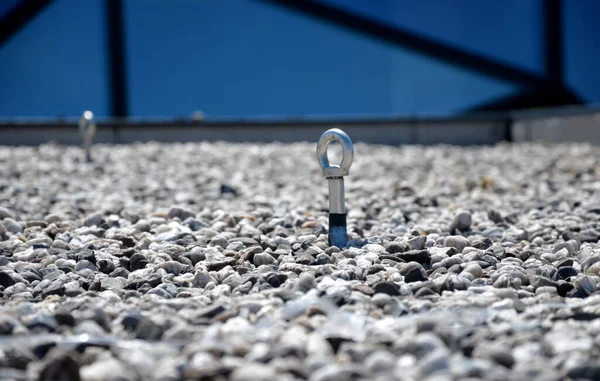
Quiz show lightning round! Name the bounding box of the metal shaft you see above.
[328,177,345,214]
[84,144,92,163]
[328,177,348,248]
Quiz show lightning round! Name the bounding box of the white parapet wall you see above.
[2,106,600,146]
[512,108,600,144]
[0,118,509,146]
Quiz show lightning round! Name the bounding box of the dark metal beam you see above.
[467,0,585,113]
[543,0,563,84]
[260,0,548,87]
[466,84,584,112]
[105,0,128,119]
[0,0,54,48]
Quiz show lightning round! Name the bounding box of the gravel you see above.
[1,141,600,380]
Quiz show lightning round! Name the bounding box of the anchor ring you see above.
[79,111,95,136]
[317,128,354,178]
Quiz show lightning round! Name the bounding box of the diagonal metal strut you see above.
[260,0,549,87]
[0,0,54,48]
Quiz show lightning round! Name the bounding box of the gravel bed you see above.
[1,141,600,381]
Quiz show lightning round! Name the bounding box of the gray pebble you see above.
[84,212,104,227]
[408,235,427,250]
[535,286,558,295]
[532,236,545,246]
[135,316,164,340]
[462,263,483,278]
[230,363,276,381]
[385,241,411,254]
[253,252,276,266]
[449,210,472,232]
[373,281,401,296]
[3,218,22,234]
[443,274,470,291]
[400,262,428,283]
[488,209,504,223]
[80,355,138,381]
[167,206,195,221]
[443,235,470,253]
[100,277,126,291]
[75,259,97,272]
[0,207,15,220]
[296,272,316,292]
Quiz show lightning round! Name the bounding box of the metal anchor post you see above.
[79,110,96,163]
[317,128,354,249]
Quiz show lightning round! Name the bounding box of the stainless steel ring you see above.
[316,128,354,178]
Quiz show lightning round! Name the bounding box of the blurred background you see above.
[1,0,599,145]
